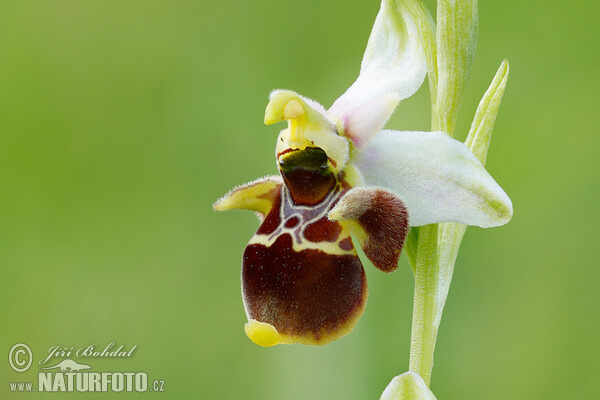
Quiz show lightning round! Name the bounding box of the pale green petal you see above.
[354,130,512,227]
[380,372,437,400]
[328,0,427,148]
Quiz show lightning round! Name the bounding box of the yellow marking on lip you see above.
[243,280,369,347]
[247,233,357,256]
[244,320,282,347]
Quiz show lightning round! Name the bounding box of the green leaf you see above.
[465,59,510,165]
[435,59,510,329]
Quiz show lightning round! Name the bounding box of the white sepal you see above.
[355,130,512,227]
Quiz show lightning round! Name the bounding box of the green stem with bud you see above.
[406,0,480,388]
[383,3,508,399]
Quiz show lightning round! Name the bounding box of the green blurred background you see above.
[1,0,598,398]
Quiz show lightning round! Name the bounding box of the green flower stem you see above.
[435,59,510,328]
[404,228,419,274]
[408,224,439,386]
[433,0,478,136]
[400,2,511,395]
[406,58,509,391]
[406,1,480,389]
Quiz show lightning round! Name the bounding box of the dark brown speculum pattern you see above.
[279,147,336,206]
[242,148,367,343]
[243,234,366,341]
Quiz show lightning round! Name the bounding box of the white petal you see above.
[328,0,427,148]
[354,130,513,228]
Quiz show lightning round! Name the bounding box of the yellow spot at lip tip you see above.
[244,319,282,347]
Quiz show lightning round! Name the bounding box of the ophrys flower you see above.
[213,0,512,347]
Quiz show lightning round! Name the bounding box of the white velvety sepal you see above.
[328,0,427,149]
[355,130,512,228]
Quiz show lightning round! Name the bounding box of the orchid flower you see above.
[213,0,512,347]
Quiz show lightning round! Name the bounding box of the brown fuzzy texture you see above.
[334,188,409,272]
[359,191,408,272]
[256,193,282,235]
[339,236,354,251]
[303,216,343,243]
[243,234,366,343]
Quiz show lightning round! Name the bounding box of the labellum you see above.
[215,139,409,346]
